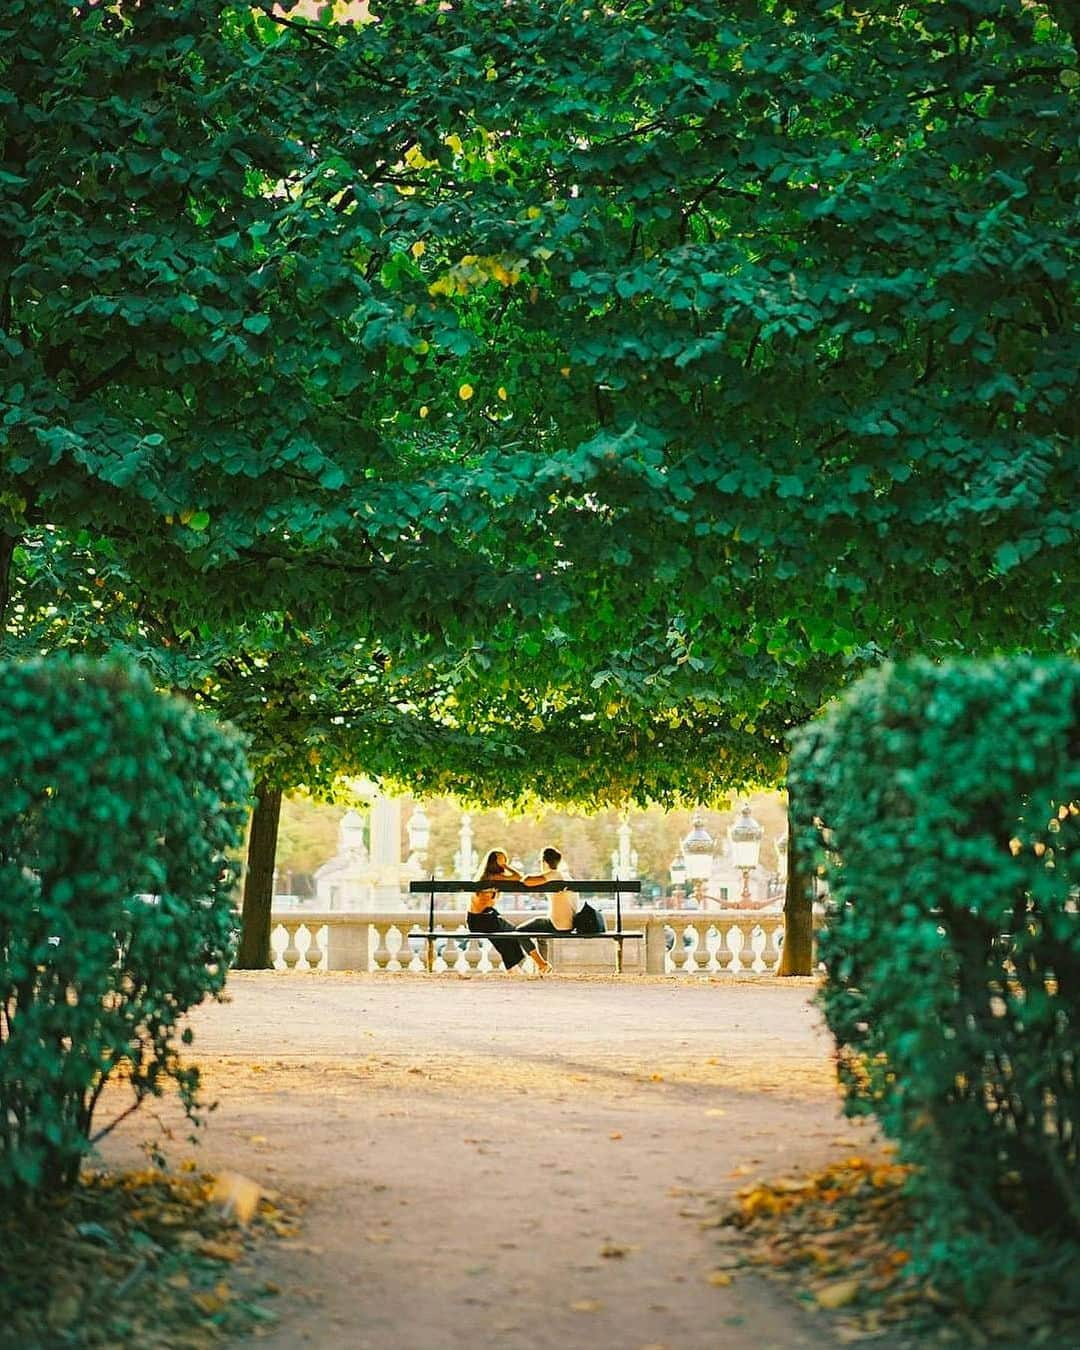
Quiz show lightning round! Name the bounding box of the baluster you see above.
[294,923,313,971]
[463,933,483,973]
[400,929,421,972]
[280,923,301,970]
[316,925,330,971]
[768,922,784,973]
[670,923,693,974]
[386,925,406,971]
[438,938,460,974]
[305,924,324,971]
[486,941,504,974]
[372,922,393,971]
[749,924,768,973]
[270,923,289,971]
[678,923,697,973]
[712,923,733,973]
[726,923,746,974]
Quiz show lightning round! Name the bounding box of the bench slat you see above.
[408,930,644,940]
[408,880,640,894]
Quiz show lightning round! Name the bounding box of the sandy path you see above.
[99,972,886,1350]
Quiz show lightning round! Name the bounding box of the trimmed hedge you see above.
[791,657,1079,1298]
[0,658,250,1202]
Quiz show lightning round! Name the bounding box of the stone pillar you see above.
[326,918,374,971]
[371,794,404,908]
[645,919,667,974]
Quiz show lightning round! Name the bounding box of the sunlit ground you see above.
[94,972,893,1350]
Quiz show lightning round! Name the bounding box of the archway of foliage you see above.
[2,2,1075,970]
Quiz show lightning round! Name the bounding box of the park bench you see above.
[408,879,643,974]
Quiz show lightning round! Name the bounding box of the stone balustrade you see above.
[268,909,804,976]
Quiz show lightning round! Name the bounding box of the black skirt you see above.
[467,907,536,971]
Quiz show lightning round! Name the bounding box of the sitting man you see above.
[516,846,577,936]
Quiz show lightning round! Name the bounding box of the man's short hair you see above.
[542,847,562,868]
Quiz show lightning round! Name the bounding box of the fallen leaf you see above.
[816,1279,861,1310]
[600,1243,629,1258]
[210,1172,262,1227]
[704,1109,727,1117]
[192,1291,226,1316]
[570,1299,604,1312]
[771,1177,813,1194]
[706,1271,733,1287]
[609,1131,623,1141]
[199,1238,243,1262]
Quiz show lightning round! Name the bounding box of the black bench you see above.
[408,879,643,974]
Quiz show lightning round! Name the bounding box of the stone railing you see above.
[268,908,804,976]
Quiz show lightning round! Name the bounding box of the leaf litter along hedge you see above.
[0,657,251,1203]
[790,657,1079,1302]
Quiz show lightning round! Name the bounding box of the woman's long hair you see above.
[476,849,507,881]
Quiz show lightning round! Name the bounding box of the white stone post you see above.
[644,919,667,974]
[326,917,375,971]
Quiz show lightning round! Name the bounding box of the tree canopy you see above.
[3,0,1076,802]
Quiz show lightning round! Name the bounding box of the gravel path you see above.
[100,972,886,1350]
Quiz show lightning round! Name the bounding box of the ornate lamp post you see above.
[669,852,687,908]
[406,803,430,860]
[730,803,764,904]
[682,812,715,909]
[775,831,789,891]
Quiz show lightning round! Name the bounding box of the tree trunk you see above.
[234,780,283,970]
[0,531,17,640]
[779,784,815,976]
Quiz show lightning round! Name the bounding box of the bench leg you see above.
[426,938,435,974]
[615,938,624,975]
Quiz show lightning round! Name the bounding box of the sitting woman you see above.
[467,850,552,976]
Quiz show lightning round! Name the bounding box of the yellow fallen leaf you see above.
[210,1171,261,1227]
[771,1176,812,1193]
[650,1073,664,1082]
[609,1131,623,1140]
[199,1238,243,1262]
[707,1271,733,1286]
[366,1232,393,1244]
[704,1109,726,1117]
[816,1279,861,1310]
[570,1299,604,1313]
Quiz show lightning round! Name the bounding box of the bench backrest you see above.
[407,880,641,894]
[409,878,640,931]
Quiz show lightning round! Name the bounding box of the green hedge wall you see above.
[0,658,250,1202]
[791,657,1078,1299]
